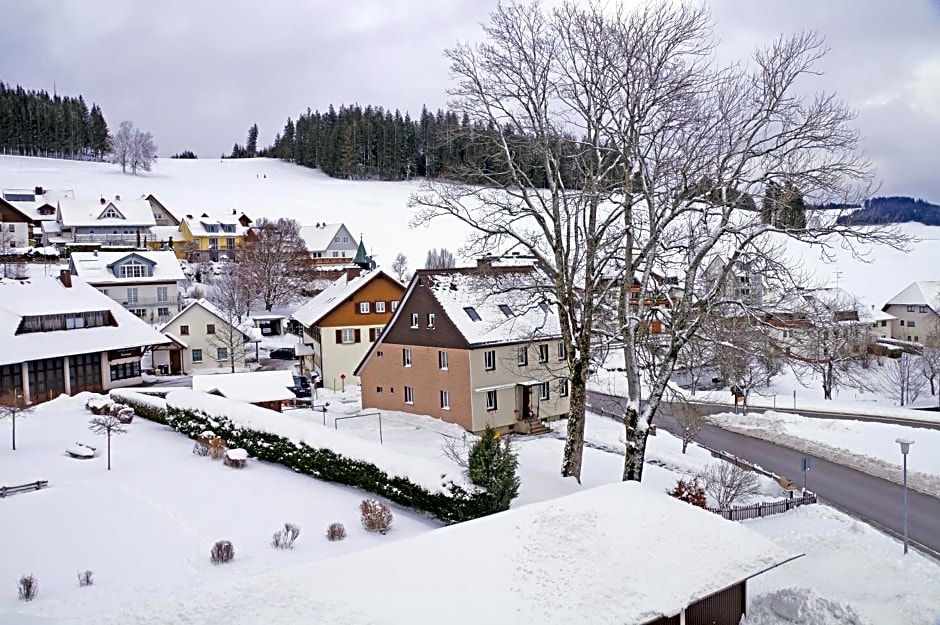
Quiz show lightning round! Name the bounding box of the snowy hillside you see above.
[0,156,476,272]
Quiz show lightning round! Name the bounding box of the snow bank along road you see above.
[588,391,940,558]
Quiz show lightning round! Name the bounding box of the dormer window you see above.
[100,206,122,219]
[119,262,148,278]
[498,304,513,318]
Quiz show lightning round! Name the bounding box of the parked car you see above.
[269,347,296,360]
[289,374,311,398]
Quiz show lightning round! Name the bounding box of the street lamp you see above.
[896,437,914,555]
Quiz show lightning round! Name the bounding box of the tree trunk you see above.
[681,437,689,454]
[560,360,587,482]
[106,432,112,471]
[11,414,16,451]
[622,403,647,481]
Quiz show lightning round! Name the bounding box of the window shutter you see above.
[355,302,361,314]
[354,329,361,343]
[335,329,342,344]
[369,328,376,342]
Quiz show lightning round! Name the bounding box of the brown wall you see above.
[360,344,473,431]
[383,276,469,349]
[320,274,406,328]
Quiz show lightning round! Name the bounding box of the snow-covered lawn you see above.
[710,409,940,497]
[0,394,439,623]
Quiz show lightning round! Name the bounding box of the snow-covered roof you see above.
[883,281,940,310]
[58,199,157,228]
[183,213,248,238]
[424,266,561,347]
[159,298,253,336]
[150,225,182,242]
[0,271,170,367]
[299,223,348,252]
[192,370,296,403]
[292,268,401,327]
[70,250,185,284]
[122,481,797,625]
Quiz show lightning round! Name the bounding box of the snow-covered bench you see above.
[66,442,96,459]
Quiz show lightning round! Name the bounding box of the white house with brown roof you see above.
[881,281,940,343]
[69,250,185,323]
[292,266,405,387]
[0,269,170,404]
[356,265,569,434]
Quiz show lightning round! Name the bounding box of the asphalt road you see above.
[588,390,940,557]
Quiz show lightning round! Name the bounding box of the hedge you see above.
[121,394,500,523]
[109,389,169,425]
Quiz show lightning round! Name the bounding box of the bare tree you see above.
[412,1,905,483]
[238,218,311,311]
[88,414,128,470]
[921,319,940,403]
[700,461,761,510]
[129,128,158,175]
[110,121,134,173]
[877,353,927,406]
[391,252,410,282]
[424,248,456,269]
[672,401,706,454]
[0,390,32,450]
[207,273,251,373]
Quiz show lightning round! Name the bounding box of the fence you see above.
[708,493,817,521]
[0,480,49,498]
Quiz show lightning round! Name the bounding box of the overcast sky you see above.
[2,0,938,199]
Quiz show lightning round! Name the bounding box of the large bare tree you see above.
[412,1,906,482]
[207,267,253,373]
[238,218,311,311]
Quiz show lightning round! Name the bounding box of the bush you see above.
[467,425,520,512]
[77,570,94,587]
[271,523,301,549]
[17,574,38,601]
[210,540,235,564]
[667,477,707,509]
[85,397,112,415]
[326,522,347,541]
[115,407,135,424]
[700,461,761,510]
[360,499,393,534]
[192,441,210,456]
[207,436,228,461]
[109,390,168,425]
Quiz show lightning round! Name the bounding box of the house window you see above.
[6,224,14,232]
[558,342,567,360]
[360,302,371,314]
[342,328,355,343]
[517,346,528,366]
[180,325,190,336]
[376,387,383,394]
[440,390,450,410]
[377,351,384,358]
[120,262,148,278]
[411,313,419,328]
[207,324,216,335]
[403,348,412,367]
[404,386,414,404]
[109,361,141,382]
[498,304,513,317]
[227,237,235,248]
[132,308,147,318]
[538,344,549,363]
[217,347,228,360]
[158,307,170,318]
[439,350,449,370]
[332,251,339,257]
[915,336,919,342]
[192,348,203,363]
[484,350,496,371]
[126,288,138,303]
[539,382,550,400]
[486,390,498,411]
[880,320,887,327]
[907,305,915,312]
[900,320,905,326]
[427,313,436,328]
[391,301,399,312]
[909,320,916,328]
[157,286,168,302]
[376,301,386,313]
[464,307,481,322]
[558,378,569,397]
[101,207,121,219]
[209,237,218,248]
[919,305,929,313]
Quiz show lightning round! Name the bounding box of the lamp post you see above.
[896,437,914,555]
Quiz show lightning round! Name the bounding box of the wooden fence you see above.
[0,480,49,498]
[708,493,817,521]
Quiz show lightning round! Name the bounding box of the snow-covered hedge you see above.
[109,389,168,424]
[140,390,497,523]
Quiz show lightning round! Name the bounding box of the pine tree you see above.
[467,426,520,512]
[246,123,259,157]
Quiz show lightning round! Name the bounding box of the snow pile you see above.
[165,389,473,493]
[110,388,168,411]
[745,588,866,624]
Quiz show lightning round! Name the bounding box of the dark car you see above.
[269,347,296,360]
[289,374,311,398]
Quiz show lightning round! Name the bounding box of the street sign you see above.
[802,457,810,472]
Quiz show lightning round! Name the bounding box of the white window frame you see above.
[538,344,549,363]
[157,286,168,302]
[360,302,370,314]
[428,313,436,328]
[341,328,355,343]
[558,378,569,397]
[126,287,138,303]
[558,342,567,360]
[439,350,448,370]
[539,381,550,400]
[517,346,528,366]
[391,301,399,311]
[403,348,412,367]
[486,390,498,411]
[375,301,386,313]
[404,386,414,404]
[192,348,203,363]
[484,350,496,371]
[411,313,419,328]
[217,347,228,360]
[440,390,450,410]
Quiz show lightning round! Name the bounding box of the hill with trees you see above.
[836,196,940,226]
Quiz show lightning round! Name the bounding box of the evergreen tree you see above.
[467,426,520,512]
[246,123,259,157]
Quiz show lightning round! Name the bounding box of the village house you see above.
[0,269,170,404]
[68,250,185,323]
[292,259,405,388]
[356,264,569,434]
[171,211,252,261]
[144,193,180,227]
[43,196,156,249]
[0,197,33,250]
[2,186,73,223]
[299,222,360,267]
[153,299,255,374]
[704,256,766,307]
[881,281,940,343]
[192,370,296,412]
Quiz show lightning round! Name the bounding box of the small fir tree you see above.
[467,425,520,512]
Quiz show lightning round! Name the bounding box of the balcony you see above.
[118,297,179,308]
[72,233,141,246]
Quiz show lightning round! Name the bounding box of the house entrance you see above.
[170,350,183,375]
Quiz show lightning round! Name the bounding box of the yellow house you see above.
[150,211,252,261]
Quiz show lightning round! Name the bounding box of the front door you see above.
[170,349,183,374]
[517,385,533,420]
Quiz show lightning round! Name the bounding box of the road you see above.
[588,390,940,557]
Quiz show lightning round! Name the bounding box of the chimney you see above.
[115,194,121,201]
[477,255,493,268]
[100,197,106,205]
[232,208,236,215]
[59,269,72,288]
[345,266,361,282]
[34,186,44,196]
[93,250,98,257]
[186,214,193,220]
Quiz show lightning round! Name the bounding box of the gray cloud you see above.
[1,0,938,199]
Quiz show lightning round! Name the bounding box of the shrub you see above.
[467,425,520,512]
[360,499,393,534]
[18,574,38,601]
[115,406,135,424]
[326,522,347,541]
[210,540,235,564]
[85,397,112,415]
[207,436,228,461]
[192,441,210,456]
[109,390,168,425]
[667,477,707,509]
[77,570,94,587]
[271,523,301,549]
